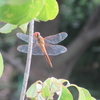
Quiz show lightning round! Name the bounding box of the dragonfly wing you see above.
[44,32,68,44]
[45,44,67,56]
[17,45,28,53]
[32,44,44,55]
[16,33,36,43]
[17,44,44,55]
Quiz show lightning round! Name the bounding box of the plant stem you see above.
[19,20,34,100]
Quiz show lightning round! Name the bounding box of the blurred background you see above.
[0,0,100,99]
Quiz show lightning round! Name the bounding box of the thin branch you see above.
[19,20,34,100]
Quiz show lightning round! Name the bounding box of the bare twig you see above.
[19,20,34,100]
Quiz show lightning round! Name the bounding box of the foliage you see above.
[0,0,30,6]
[36,0,58,21]
[0,53,4,77]
[60,0,99,44]
[0,23,29,33]
[60,0,100,69]
[0,0,58,34]
[0,0,58,25]
[26,77,96,100]
[59,0,100,98]
[0,0,98,100]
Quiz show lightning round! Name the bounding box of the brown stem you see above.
[19,20,34,100]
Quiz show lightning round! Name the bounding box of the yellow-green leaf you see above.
[58,86,73,100]
[81,88,92,100]
[41,83,50,98]
[0,53,4,77]
[26,81,42,99]
[0,23,17,33]
[0,0,46,25]
[19,22,29,33]
[36,0,59,21]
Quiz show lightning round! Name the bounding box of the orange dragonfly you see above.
[17,32,68,67]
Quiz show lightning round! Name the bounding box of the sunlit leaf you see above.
[76,87,86,100]
[44,78,51,87]
[0,53,4,77]
[51,82,61,93]
[41,83,50,98]
[26,77,96,100]
[44,77,61,93]
[58,86,73,100]
[34,93,45,100]
[0,23,17,33]
[81,88,92,100]
[6,0,30,5]
[0,0,46,25]
[36,0,59,21]
[26,81,42,99]
[91,97,96,100]
[0,0,6,6]
[70,84,87,100]
[0,0,30,6]
[19,22,29,33]
[58,79,70,86]
[0,0,59,24]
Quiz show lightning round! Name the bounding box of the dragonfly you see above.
[16,32,68,67]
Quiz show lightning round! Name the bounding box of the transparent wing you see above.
[16,33,36,43]
[17,44,67,56]
[17,44,44,55]
[45,44,67,55]
[44,32,68,44]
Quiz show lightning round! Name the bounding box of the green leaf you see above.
[51,81,61,93]
[41,83,50,98]
[44,78,51,87]
[26,77,95,100]
[58,79,70,86]
[76,87,86,100]
[0,0,6,6]
[58,86,73,100]
[36,0,59,21]
[0,0,59,24]
[45,77,61,93]
[70,85,87,100]
[91,97,96,100]
[1,0,24,6]
[0,0,30,6]
[81,88,92,100]
[0,23,17,33]
[0,53,4,77]
[19,22,29,33]
[0,0,46,25]
[26,81,42,99]
[6,0,30,5]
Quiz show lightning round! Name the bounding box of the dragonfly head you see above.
[34,32,40,38]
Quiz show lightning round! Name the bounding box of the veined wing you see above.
[44,32,68,44]
[16,33,36,43]
[17,44,44,55]
[45,44,67,55]
[17,44,67,56]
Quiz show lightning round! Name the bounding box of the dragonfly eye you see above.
[34,32,40,38]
